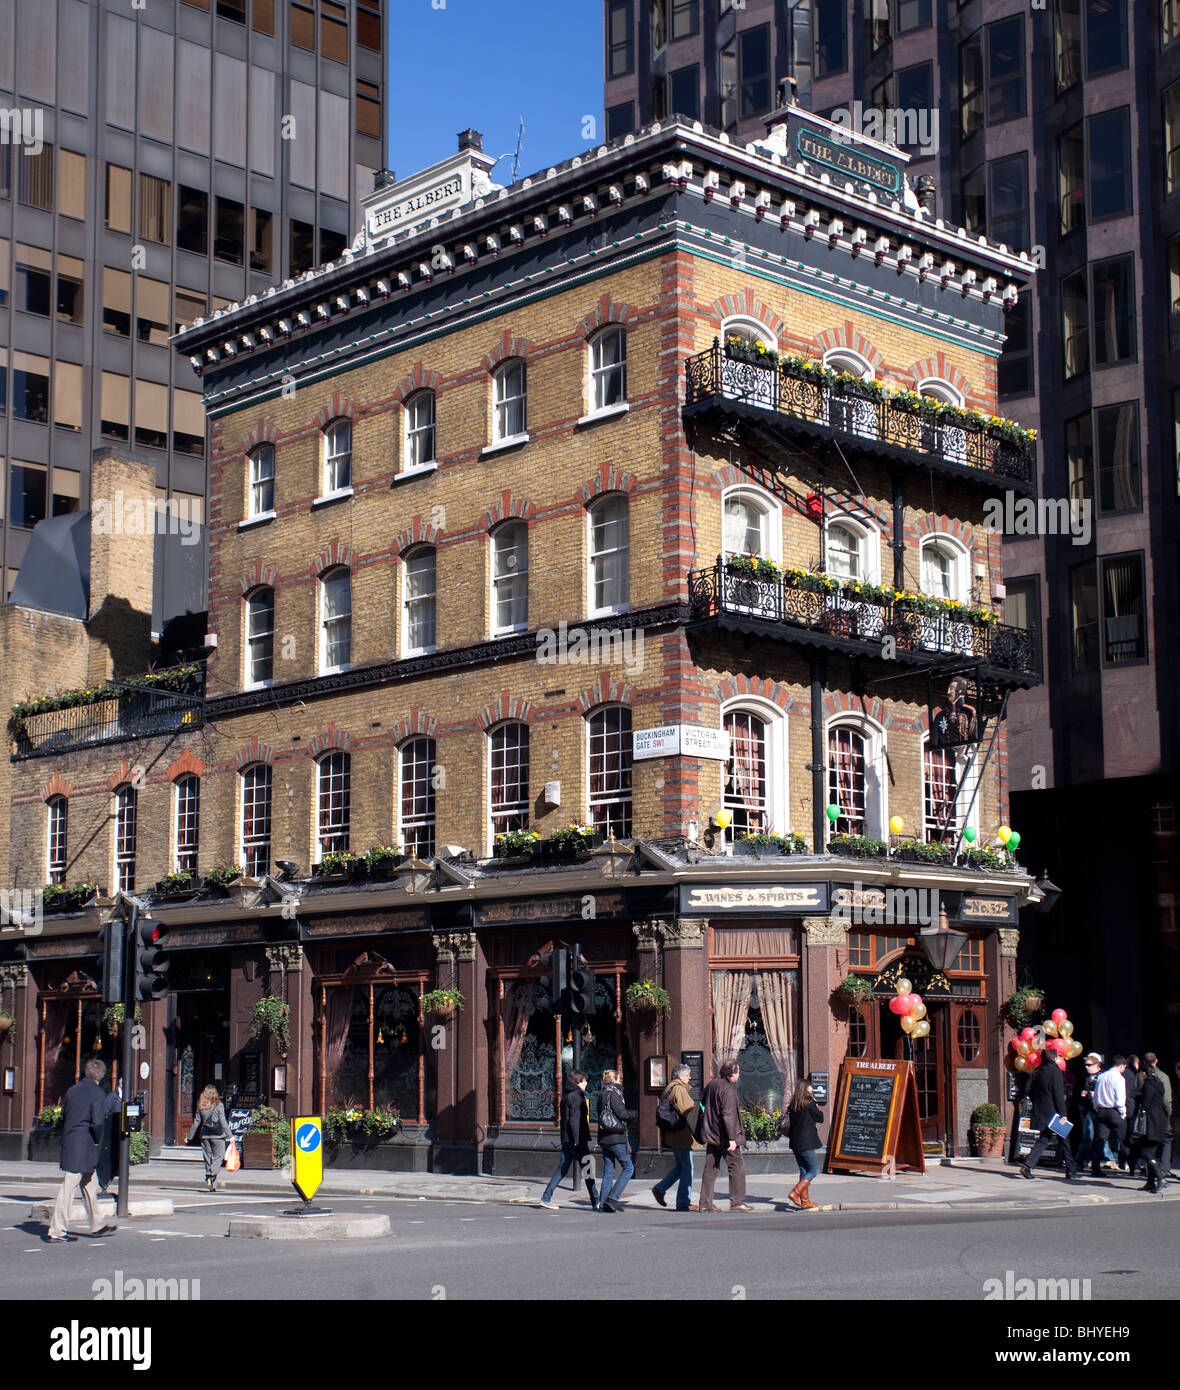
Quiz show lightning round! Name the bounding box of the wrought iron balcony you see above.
[10,667,205,760]
[687,562,1040,684]
[684,341,1035,492]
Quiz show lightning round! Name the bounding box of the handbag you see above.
[1131,1108,1148,1139]
[224,1138,241,1171]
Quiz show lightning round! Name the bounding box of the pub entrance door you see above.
[168,987,231,1143]
[882,1000,945,1145]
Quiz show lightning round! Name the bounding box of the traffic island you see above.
[29,1195,174,1222]
[227,1212,391,1240]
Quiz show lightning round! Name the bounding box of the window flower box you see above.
[313,851,361,881]
[362,845,405,880]
[156,872,199,900]
[827,834,888,859]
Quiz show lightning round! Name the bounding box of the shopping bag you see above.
[224,1138,241,1171]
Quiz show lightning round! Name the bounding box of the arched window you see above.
[114,785,138,891]
[245,587,274,687]
[588,495,630,614]
[400,738,437,857]
[722,486,780,562]
[403,547,437,654]
[489,722,529,843]
[917,378,963,406]
[322,417,352,494]
[724,709,768,839]
[175,774,200,873]
[589,326,627,412]
[823,348,873,379]
[721,317,779,406]
[826,517,879,583]
[918,379,966,463]
[923,737,979,843]
[920,535,968,602]
[824,349,877,439]
[491,523,528,634]
[47,797,68,885]
[492,360,527,442]
[588,706,633,838]
[247,443,275,517]
[320,567,352,672]
[827,718,885,839]
[241,763,272,878]
[723,317,776,352]
[404,391,435,470]
[317,752,350,858]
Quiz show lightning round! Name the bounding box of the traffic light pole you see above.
[115,902,136,1219]
[570,942,581,1073]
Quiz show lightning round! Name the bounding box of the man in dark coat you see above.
[698,1059,753,1211]
[48,1058,118,1241]
[1019,1057,1079,1182]
[537,1070,599,1210]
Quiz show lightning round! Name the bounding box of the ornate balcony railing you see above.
[687,562,1039,681]
[10,668,205,760]
[684,341,1035,490]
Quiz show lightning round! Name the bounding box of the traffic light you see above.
[134,919,171,1001]
[568,961,596,1016]
[537,947,569,1012]
[98,918,125,1006]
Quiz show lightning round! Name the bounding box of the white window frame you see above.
[115,785,137,892]
[245,587,275,688]
[722,316,777,351]
[587,705,634,839]
[825,516,881,584]
[491,523,528,635]
[920,533,970,603]
[404,391,436,472]
[824,714,887,841]
[399,737,437,858]
[823,349,877,439]
[492,360,527,444]
[174,775,200,874]
[917,377,967,464]
[240,763,272,878]
[489,721,530,850]
[322,417,352,496]
[247,443,275,519]
[588,495,631,616]
[589,326,627,415]
[922,737,981,844]
[720,696,788,842]
[47,797,68,885]
[402,547,437,655]
[319,567,352,674]
[316,752,351,860]
[722,484,781,563]
[720,317,779,408]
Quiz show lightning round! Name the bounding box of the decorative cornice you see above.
[0,962,29,988]
[997,928,1020,958]
[633,919,668,951]
[432,931,476,963]
[802,916,849,946]
[665,917,707,948]
[265,943,304,973]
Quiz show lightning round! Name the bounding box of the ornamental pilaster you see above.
[997,928,1020,958]
[802,916,849,947]
[664,917,707,950]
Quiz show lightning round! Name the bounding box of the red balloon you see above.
[1009,1037,1022,1051]
[1026,1050,1042,1069]
[1020,1027,1037,1041]
[889,996,905,1015]
[909,994,923,1010]
[1051,1008,1067,1025]
[1055,1055,1067,1070]
[898,994,915,1014]
[1047,1038,1067,1055]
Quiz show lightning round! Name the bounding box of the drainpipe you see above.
[891,470,905,589]
[810,656,826,850]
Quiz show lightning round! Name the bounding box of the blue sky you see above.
[386,0,604,185]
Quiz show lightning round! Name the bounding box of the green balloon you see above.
[1007,831,1021,849]
[825,804,841,822]
[963,826,977,843]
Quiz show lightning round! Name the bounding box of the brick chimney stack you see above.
[86,449,156,685]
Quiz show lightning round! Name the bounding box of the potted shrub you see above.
[243,1105,285,1169]
[421,987,464,1019]
[739,1100,784,1145]
[827,834,888,859]
[893,839,953,866]
[362,844,404,879]
[41,883,70,913]
[102,1004,143,1037]
[249,995,290,1052]
[625,980,671,1023]
[969,1102,1007,1159]
[1003,985,1045,1029]
[313,850,359,880]
[494,829,541,860]
[734,831,808,857]
[205,863,242,894]
[157,870,198,899]
[835,973,875,1005]
[960,846,1005,870]
[36,1104,63,1130]
[545,824,598,858]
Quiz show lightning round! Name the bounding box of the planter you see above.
[0,1015,12,1033]
[427,1001,457,1019]
[242,1131,278,1169]
[205,874,241,896]
[817,609,856,639]
[366,858,405,881]
[970,1126,1007,1160]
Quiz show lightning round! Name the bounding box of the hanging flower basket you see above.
[421,988,464,1019]
[625,980,671,1022]
[1002,987,1044,1028]
[835,974,875,1006]
[249,996,291,1052]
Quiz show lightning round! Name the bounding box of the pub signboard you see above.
[678,882,829,915]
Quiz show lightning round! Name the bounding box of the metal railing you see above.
[11,670,205,760]
[684,340,1035,488]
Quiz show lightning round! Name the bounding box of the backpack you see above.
[656,1093,686,1133]
[598,1089,625,1132]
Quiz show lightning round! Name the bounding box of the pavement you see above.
[2,1156,1176,1215]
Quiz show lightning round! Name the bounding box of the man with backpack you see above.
[651,1063,700,1211]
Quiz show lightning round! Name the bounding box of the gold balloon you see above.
[1067,1040,1083,1059]
[897,978,913,995]
[1059,1020,1074,1038]
[912,1002,927,1020]
[1043,1022,1058,1037]
[1013,1055,1029,1072]
[900,1014,915,1033]
[913,1019,931,1038]
[1015,1040,1030,1057]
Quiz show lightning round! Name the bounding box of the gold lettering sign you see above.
[960,897,1012,920]
[476,893,624,924]
[795,129,901,193]
[684,885,823,911]
[305,910,428,936]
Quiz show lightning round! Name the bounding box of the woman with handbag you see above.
[1129,1066,1168,1193]
[782,1078,824,1210]
[597,1070,637,1213]
[186,1084,234,1191]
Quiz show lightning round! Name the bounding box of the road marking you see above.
[136,1229,206,1238]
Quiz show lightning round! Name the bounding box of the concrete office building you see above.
[0,0,386,611]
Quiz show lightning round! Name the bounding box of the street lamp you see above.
[395,856,436,895]
[918,901,969,974]
[1034,873,1062,915]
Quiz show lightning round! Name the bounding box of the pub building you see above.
[0,97,1046,1172]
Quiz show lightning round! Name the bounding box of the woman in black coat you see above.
[1130,1070,1169,1193]
[596,1070,637,1212]
[783,1079,824,1211]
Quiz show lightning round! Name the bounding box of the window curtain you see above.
[712,970,755,1060]
[324,986,354,1103]
[726,718,760,815]
[501,980,534,1076]
[41,1000,68,1102]
[830,730,864,832]
[757,971,799,1086]
[1110,406,1138,511]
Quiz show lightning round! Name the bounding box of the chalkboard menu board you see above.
[680,1051,704,1101]
[225,1094,263,1151]
[827,1059,926,1176]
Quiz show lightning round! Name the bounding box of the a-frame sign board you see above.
[825,1058,926,1176]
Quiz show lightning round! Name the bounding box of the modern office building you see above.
[0,0,386,610]
[605,0,1180,1058]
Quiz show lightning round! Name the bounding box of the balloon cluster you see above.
[997,825,1022,851]
[887,976,929,1039]
[1008,1008,1082,1073]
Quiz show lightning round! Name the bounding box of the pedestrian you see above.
[1120,1055,1142,1170]
[97,1079,123,1194]
[1168,1060,1180,1177]
[782,1078,824,1210]
[1074,1053,1112,1170]
[698,1059,753,1212]
[47,1057,118,1242]
[1019,1056,1080,1182]
[595,1070,636,1212]
[538,1070,599,1211]
[186,1084,233,1191]
[1089,1055,1128,1178]
[1129,1052,1171,1194]
[651,1063,700,1211]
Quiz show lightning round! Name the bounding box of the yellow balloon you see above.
[1015,1040,1030,1057]
[998,825,1012,843]
[1013,1055,1029,1072]
[1067,1040,1083,1059]
[1059,1020,1074,1038]
[897,978,913,995]
[714,807,733,831]
[913,1019,931,1038]
[889,815,905,835]
[1043,1021,1058,1037]
[912,1001,927,1020]
[900,1014,915,1033]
